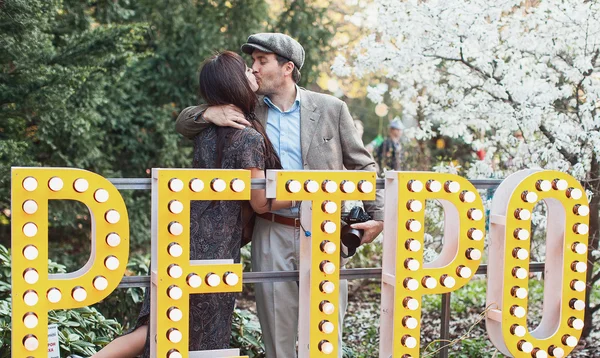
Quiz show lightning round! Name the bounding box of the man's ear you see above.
[285,62,295,76]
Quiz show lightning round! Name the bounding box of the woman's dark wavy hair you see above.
[198,51,281,170]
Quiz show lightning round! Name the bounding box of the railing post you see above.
[439,292,451,358]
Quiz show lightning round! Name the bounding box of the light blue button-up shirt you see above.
[264,87,302,217]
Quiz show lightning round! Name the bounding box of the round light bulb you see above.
[93,276,109,291]
[468,209,483,221]
[321,241,337,254]
[286,180,302,193]
[537,180,552,192]
[445,181,460,193]
[564,336,578,348]
[407,200,423,212]
[427,180,442,192]
[168,243,183,257]
[322,221,337,234]
[406,239,421,252]
[341,180,356,193]
[22,177,38,191]
[576,205,590,216]
[571,318,584,330]
[423,277,437,289]
[22,200,38,215]
[168,200,184,214]
[467,248,482,260]
[405,279,419,291]
[321,281,335,294]
[320,341,334,354]
[187,274,202,288]
[322,201,338,214]
[574,223,589,235]
[224,272,239,286]
[48,177,64,191]
[407,220,422,232]
[461,191,476,203]
[514,287,528,299]
[552,347,565,358]
[73,178,89,193]
[168,264,183,279]
[457,266,472,278]
[72,286,87,302]
[520,341,534,353]
[105,209,120,224]
[169,178,184,192]
[167,329,182,343]
[469,229,484,241]
[572,299,585,311]
[554,179,568,190]
[24,290,38,306]
[190,178,204,192]
[568,188,583,200]
[231,178,246,192]
[403,336,417,349]
[104,256,120,270]
[513,325,526,337]
[211,178,226,192]
[106,233,121,247]
[323,180,338,193]
[515,229,530,240]
[206,273,221,287]
[47,288,62,303]
[408,180,423,193]
[512,306,526,318]
[515,249,529,260]
[358,180,374,193]
[404,317,419,329]
[168,286,183,300]
[405,298,419,310]
[573,243,587,254]
[23,269,39,284]
[405,259,420,271]
[516,209,531,220]
[441,276,456,288]
[305,180,319,193]
[321,262,336,275]
[23,222,38,237]
[514,268,528,279]
[168,222,183,236]
[23,245,39,260]
[23,313,38,329]
[23,335,39,351]
[321,301,335,315]
[574,261,587,273]
[168,307,183,322]
[523,191,538,203]
[572,280,586,292]
[321,321,335,334]
[168,350,183,358]
[94,189,109,203]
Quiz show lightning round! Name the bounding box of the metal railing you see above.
[108,177,520,358]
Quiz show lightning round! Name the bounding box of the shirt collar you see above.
[263,85,301,113]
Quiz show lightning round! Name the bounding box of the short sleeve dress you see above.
[134,125,266,356]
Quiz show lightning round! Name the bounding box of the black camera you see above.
[340,206,372,257]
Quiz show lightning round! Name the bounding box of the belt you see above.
[257,213,300,228]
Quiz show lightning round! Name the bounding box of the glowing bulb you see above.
[457,266,472,278]
[536,180,552,192]
[521,191,538,203]
[23,313,38,329]
[48,177,64,191]
[567,188,583,200]
[321,261,336,274]
[304,180,319,193]
[322,180,337,193]
[573,242,587,254]
[23,268,39,284]
[358,180,374,193]
[320,301,335,315]
[512,287,528,299]
[445,181,460,193]
[407,200,423,212]
[511,324,526,337]
[571,280,586,292]
[94,189,109,203]
[570,318,584,330]
[563,335,578,348]
[466,248,482,260]
[168,200,183,214]
[23,245,38,260]
[426,180,442,192]
[23,222,38,237]
[514,228,530,240]
[106,233,121,247]
[286,180,302,193]
[407,180,423,192]
[167,328,182,343]
[47,288,62,303]
[73,178,89,193]
[168,222,183,236]
[105,209,120,224]
[72,286,87,302]
[468,208,483,221]
[406,219,422,232]
[320,320,335,334]
[168,286,183,300]
[321,281,335,294]
[168,242,183,257]
[468,228,484,241]
[574,223,589,235]
[514,248,529,260]
[23,335,39,351]
[104,256,120,270]
[224,272,239,286]
[406,239,421,252]
[402,335,417,349]
[404,297,419,310]
[403,316,419,329]
[513,267,528,279]
[340,180,356,193]
[22,177,38,191]
[460,190,476,203]
[22,200,38,214]
[322,201,338,214]
[169,178,184,192]
[574,204,590,216]
[93,276,108,291]
[519,341,534,353]
[321,240,337,254]
[441,275,456,288]
[206,273,221,287]
[551,347,565,358]
[553,179,569,190]
[319,340,334,354]
[230,178,246,192]
[168,264,183,279]
[572,261,587,273]
[167,349,183,358]
[571,299,585,311]
[511,305,526,318]
[23,290,38,306]
[515,208,531,220]
[211,178,226,192]
[404,278,419,291]
[168,307,183,322]
[404,258,420,271]
[190,178,204,192]
[322,221,337,234]
[187,273,202,288]
[422,276,437,289]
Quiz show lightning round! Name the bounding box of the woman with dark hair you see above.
[92,51,290,357]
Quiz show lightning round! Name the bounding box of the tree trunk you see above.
[583,153,599,339]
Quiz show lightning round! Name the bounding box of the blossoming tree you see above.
[334,0,600,338]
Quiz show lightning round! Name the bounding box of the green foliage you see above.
[231,308,265,358]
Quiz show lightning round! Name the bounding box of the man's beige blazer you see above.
[176,88,384,220]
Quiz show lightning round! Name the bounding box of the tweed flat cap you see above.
[241,33,305,70]
[389,118,405,130]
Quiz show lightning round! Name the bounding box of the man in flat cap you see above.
[374,118,406,176]
[175,32,384,358]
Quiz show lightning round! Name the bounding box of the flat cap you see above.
[241,33,305,70]
[389,118,405,130]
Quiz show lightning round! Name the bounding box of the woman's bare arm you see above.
[248,168,291,214]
